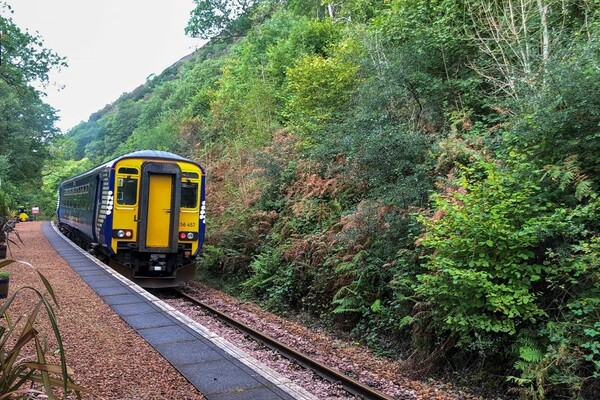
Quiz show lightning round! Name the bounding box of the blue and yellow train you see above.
[57,150,206,288]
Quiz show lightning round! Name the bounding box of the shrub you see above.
[416,153,600,398]
[417,157,562,342]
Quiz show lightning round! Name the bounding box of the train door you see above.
[146,174,173,247]
[139,162,181,252]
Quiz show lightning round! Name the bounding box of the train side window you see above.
[117,177,138,205]
[181,181,198,208]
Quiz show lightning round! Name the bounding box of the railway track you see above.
[172,288,394,400]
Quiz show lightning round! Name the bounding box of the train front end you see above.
[103,151,206,288]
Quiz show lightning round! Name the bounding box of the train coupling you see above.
[149,254,167,272]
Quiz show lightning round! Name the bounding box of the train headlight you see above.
[178,232,197,241]
[113,229,134,239]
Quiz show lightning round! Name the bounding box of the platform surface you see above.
[43,222,316,400]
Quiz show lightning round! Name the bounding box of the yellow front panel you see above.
[111,160,143,253]
[146,174,172,247]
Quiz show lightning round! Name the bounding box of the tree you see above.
[185,0,258,40]
[0,3,66,89]
[0,2,65,206]
[465,0,599,98]
[285,51,360,139]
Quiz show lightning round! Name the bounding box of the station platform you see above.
[42,222,316,400]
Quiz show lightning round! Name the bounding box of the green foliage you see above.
[334,0,389,24]
[101,100,143,158]
[207,11,346,145]
[0,216,23,251]
[117,118,183,156]
[323,204,424,350]
[0,3,66,86]
[67,118,110,162]
[0,3,64,201]
[508,33,600,188]
[30,0,600,397]
[242,246,283,299]
[186,0,259,39]
[209,42,277,143]
[536,223,600,398]
[417,158,561,340]
[284,50,361,139]
[507,335,549,400]
[0,191,9,217]
[0,259,84,398]
[417,153,600,397]
[464,0,600,99]
[177,58,224,119]
[285,0,326,19]
[313,41,443,207]
[506,231,600,399]
[374,0,471,60]
[265,15,344,82]
[332,250,386,316]
[543,155,595,201]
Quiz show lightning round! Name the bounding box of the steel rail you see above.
[173,288,393,400]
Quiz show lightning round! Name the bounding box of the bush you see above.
[417,157,562,342]
[416,154,600,398]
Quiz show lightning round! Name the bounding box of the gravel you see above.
[2,221,487,399]
[167,284,487,400]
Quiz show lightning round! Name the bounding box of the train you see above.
[57,150,206,288]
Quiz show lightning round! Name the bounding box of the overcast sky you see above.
[5,0,204,132]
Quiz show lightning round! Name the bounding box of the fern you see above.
[507,336,548,400]
[519,342,544,363]
[332,286,363,314]
[543,155,594,200]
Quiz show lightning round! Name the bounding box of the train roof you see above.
[113,150,191,163]
[60,150,202,186]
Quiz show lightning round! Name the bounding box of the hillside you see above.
[42,1,600,398]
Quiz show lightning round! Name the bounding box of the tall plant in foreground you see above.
[0,259,84,399]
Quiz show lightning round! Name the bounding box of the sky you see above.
[4,0,204,132]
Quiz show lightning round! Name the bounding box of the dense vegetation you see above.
[2,0,599,398]
[0,2,65,215]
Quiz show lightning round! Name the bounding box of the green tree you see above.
[465,0,600,98]
[186,0,258,39]
[0,3,66,87]
[0,2,65,205]
[284,50,361,140]
[507,32,600,189]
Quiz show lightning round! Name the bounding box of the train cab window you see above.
[117,177,138,205]
[181,181,198,208]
